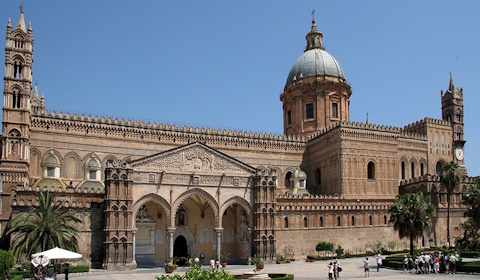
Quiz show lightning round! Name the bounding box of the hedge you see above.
[457,260,480,273]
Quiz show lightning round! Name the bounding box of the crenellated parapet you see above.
[276,194,392,212]
[403,117,451,131]
[31,110,307,151]
[307,120,427,145]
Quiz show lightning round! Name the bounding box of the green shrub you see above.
[10,275,23,280]
[0,250,15,279]
[457,260,480,273]
[69,264,90,273]
[460,251,480,258]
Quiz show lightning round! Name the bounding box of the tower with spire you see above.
[0,9,34,231]
[441,74,466,171]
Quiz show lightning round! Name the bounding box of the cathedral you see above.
[0,11,476,270]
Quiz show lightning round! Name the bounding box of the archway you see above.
[133,198,169,267]
[174,235,188,265]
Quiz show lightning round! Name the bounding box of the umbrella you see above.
[32,247,82,280]
[32,247,82,260]
[31,255,50,267]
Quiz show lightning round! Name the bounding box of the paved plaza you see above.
[65,257,478,280]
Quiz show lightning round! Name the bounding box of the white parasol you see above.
[32,247,82,261]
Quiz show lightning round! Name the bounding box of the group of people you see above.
[32,263,69,280]
[327,259,342,279]
[403,251,459,274]
[209,258,221,270]
[362,254,382,277]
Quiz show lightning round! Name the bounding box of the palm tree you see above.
[440,161,462,246]
[388,192,434,257]
[6,191,82,258]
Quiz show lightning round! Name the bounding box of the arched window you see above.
[284,217,288,229]
[319,216,324,227]
[42,153,61,178]
[411,162,415,178]
[12,90,21,108]
[315,168,321,186]
[401,161,406,180]
[420,162,425,176]
[384,215,387,225]
[303,217,308,228]
[84,157,101,180]
[351,216,355,226]
[436,162,443,176]
[367,161,375,179]
[285,171,292,188]
[13,61,23,79]
[369,215,373,226]
[337,216,341,227]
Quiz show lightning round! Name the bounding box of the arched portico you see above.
[132,194,171,267]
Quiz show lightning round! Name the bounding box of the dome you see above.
[285,48,345,87]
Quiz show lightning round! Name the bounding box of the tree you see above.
[315,241,334,257]
[388,192,434,257]
[6,191,82,258]
[456,178,480,250]
[440,161,462,246]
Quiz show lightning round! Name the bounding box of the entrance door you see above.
[173,235,188,265]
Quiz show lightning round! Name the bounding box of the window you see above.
[47,167,55,177]
[384,215,387,225]
[367,162,375,179]
[401,161,406,180]
[285,171,292,188]
[287,110,292,125]
[351,216,355,226]
[315,168,321,186]
[89,170,97,180]
[332,103,338,118]
[284,217,289,229]
[12,90,21,108]
[306,103,314,119]
[420,163,425,176]
[369,215,373,226]
[319,217,324,227]
[411,162,415,178]
[14,61,23,79]
[303,217,308,228]
[337,216,341,227]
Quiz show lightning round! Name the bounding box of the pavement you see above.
[65,257,478,280]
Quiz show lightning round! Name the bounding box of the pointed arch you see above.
[133,193,171,226]
[172,188,218,227]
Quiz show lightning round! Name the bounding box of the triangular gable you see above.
[132,142,256,176]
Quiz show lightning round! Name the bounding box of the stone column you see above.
[215,228,224,261]
[167,227,175,261]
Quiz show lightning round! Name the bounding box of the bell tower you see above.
[441,74,466,173]
[0,8,33,230]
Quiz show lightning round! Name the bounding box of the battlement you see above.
[403,117,451,131]
[31,110,308,151]
[307,121,427,143]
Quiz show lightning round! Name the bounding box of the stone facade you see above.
[0,12,475,270]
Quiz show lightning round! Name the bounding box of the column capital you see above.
[167,227,176,233]
[214,227,224,232]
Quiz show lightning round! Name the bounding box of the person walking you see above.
[64,263,69,280]
[376,254,382,272]
[363,257,370,277]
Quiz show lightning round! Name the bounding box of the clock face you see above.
[455,148,464,161]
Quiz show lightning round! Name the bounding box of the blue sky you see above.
[1,1,479,176]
